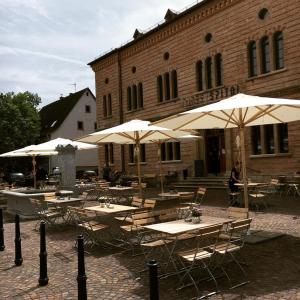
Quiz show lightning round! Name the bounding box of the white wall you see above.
[50,90,98,170]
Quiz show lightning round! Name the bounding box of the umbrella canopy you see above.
[1,138,97,188]
[77,120,192,195]
[14,137,97,153]
[155,93,300,209]
[0,146,58,188]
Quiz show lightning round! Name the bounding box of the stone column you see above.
[55,144,77,192]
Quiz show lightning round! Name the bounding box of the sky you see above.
[0,0,195,108]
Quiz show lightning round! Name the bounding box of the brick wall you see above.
[91,0,300,177]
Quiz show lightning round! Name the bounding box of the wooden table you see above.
[85,204,138,215]
[143,216,232,277]
[109,186,133,191]
[158,191,194,200]
[45,197,83,205]
[143,216,232,235]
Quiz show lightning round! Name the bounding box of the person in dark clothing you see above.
[228,161,241,193]
[102,163,111,181]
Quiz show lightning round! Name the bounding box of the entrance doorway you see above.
[205,129,226,175]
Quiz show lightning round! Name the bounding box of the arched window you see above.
[132,84,137,109]
[215,53,223,87]
[127,87,132,111]
[171,70,178,99]
[103,95,107,117]
[164,73,170,100]
[205,57,212,89]
[157,76,163,102]
[260,36,270,74]
[196,60,203,91]
[274,31,284,70]
[107,94,112,116]
[248,41,257,77]
[138,82,143,108]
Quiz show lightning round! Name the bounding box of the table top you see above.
[45,197,82,204]
[158,191,194,198]
[109,186,133,191]
[143,216,232,235]
[85,204,138,214]
[235,182,266,187]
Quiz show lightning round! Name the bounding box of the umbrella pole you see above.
[135,135,142,198]
[157,143,164,194]
[239,126,249,211]
[32,155,37,189]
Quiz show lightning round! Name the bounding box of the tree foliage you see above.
[0,91,41,154]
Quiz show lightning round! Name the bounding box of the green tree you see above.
[0,91,41,154]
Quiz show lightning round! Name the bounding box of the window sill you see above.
[157,97,179,105]
[246,68,287,81]
[126,107,144,114]
[250,152,292,159]
[103,115,113,120]
[128,162,147,165]
[162,160,182,164]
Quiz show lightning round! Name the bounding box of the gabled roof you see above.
[40,87,95,133]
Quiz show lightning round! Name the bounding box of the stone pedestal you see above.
[56,145,77,192]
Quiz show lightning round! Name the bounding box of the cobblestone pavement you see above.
[1,192,300,299]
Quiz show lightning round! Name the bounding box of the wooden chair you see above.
[175,224,223,297]
[143,199,156,210]
[68,207,108,248]
[30,198,63,229]
[44,192,56,201]
[212,218,252,289]
[228,207,249,219]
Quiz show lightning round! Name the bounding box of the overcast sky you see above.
[0,0,195,107]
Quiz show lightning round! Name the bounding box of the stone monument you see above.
[55,144,77,192]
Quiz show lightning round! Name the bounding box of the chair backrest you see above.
[131,196,143,208]
[270,178,279,185]
[158,208,178,222]
[227,206,249,219]
[143,199,156,209]
[81,191,88,199]
[228,218,252,245]
[30,197,47,212]
[44,193,56,201]
[131,210,158,226]
[131,182,147,189]
[192,224,223,257]
[196,187,207,204]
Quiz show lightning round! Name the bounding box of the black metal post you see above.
[39,221,48,286]
[148,260,159,300]
[77,235,87,300]
[0,208,5,251]
[14,214,23,266]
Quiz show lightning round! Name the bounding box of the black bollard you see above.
[14,214,23,266]
[148,260,159,300]
[39,221,48,286]
[77,235,87,300]
[0,208,5,251]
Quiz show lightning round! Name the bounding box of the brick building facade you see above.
[89,0,300,179]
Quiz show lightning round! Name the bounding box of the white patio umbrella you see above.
[154,93,300,209]
[14,137,97,153]
[0,146,57,188]
[8,138,97,188]
[77,120,192,196]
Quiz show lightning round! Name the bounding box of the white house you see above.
[40,88,98,172]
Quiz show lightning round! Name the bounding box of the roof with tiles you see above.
[88,0,211,66]
[39,87,95,133]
